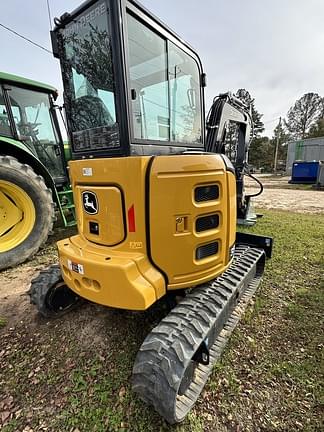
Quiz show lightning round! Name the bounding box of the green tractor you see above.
[0,71,75,271]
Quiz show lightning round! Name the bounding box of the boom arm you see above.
[206,92,252,155]
[205,92,261,221]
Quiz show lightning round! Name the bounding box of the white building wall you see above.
[286,137,324,174]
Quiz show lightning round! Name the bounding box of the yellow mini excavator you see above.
[29,0,272,423]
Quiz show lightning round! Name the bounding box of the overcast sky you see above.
[1,0,324,136]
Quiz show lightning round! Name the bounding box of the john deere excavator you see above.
[29,0,272,423]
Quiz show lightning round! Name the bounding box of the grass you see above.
[197,210,324,431]
[1,210,323,431]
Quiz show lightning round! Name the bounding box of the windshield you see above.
[59,1,119,153]
[7,86,65,179]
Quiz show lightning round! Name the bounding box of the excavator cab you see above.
[51,0,205,156]
[30,0,272,423]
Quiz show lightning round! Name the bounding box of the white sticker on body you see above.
[82,167,93,176]
[67,259,84,275]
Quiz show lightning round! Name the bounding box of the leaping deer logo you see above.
[82,191,98,215]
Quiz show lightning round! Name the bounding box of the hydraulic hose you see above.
[245,171,264,198]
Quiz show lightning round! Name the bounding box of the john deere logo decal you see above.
[82,191,98,215]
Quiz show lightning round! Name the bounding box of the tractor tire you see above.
[29,264,81,318]
[0,155,55,271]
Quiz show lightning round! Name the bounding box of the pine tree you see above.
[235,89,265,137]
[307,118,324,138]
[248,136,273,171]
[284,93,323,139]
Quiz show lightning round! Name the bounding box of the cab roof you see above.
[0,71,57,94]
[53,0,198,55]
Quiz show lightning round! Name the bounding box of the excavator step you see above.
[132,245,265,424]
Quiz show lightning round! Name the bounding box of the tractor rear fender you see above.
[0,137,60,205]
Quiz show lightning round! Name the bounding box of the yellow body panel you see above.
[75,185,125,246]
[69,156,150,252]
[58,156,165,310]
[149,155,235,289]
[57,154,237,310]
[227,171,237,250]
[58,235,164,310]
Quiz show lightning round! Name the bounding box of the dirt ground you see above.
[0,229,70,330]
[245,175,324,214]
[0,265,38,328]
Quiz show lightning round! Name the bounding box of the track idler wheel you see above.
[29,264,81,318]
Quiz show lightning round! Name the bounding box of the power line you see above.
[0,22,52,54]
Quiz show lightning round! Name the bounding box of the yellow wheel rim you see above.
[0,180,36,252]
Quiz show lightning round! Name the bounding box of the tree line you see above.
[233,89,324,171]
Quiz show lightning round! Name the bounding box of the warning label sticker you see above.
[68,259,84,275]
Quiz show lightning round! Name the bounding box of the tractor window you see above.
[7,86,65,179]
[60,1,119,152]
[127,13,169,141]
[0,88,11,137]
[11,106,21,124]
[126,13,202,146]
[8,87,58,144]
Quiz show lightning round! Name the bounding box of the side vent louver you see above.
[196,242,218,260]
[195,185,219,202]
[196,214,219,232]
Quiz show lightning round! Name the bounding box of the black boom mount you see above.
[206,92,263,222]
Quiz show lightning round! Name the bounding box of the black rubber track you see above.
[132,245,265,424]
[29,264,81,318]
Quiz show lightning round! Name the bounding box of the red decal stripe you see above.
[128,204,136,232]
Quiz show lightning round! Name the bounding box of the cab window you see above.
[168,42,202,144]
[126,13,202,146]
[127,13,169,141]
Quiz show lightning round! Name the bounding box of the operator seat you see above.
[72,95,115,131]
